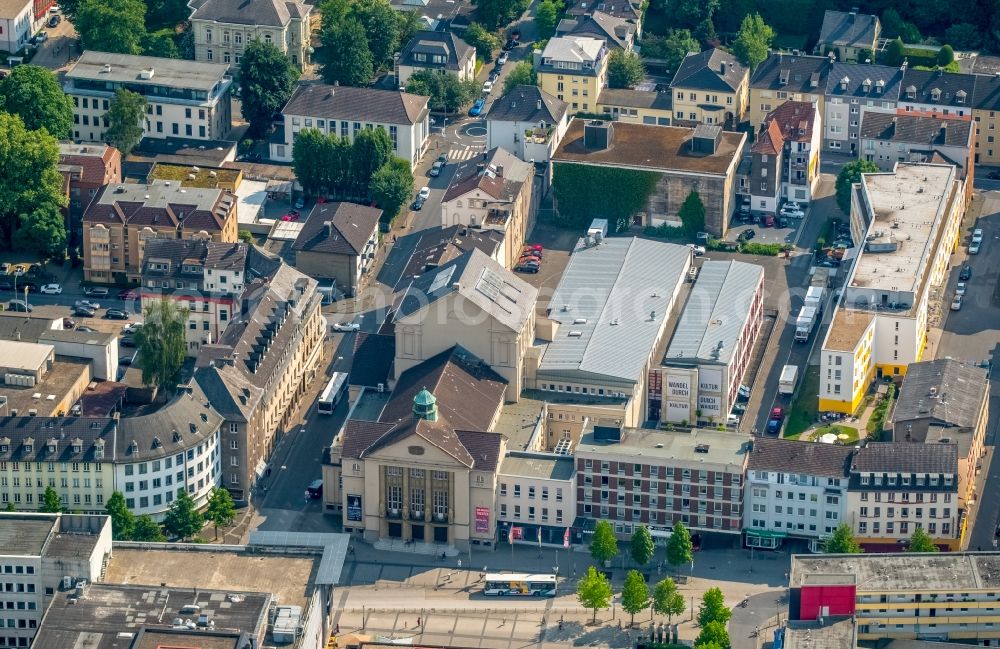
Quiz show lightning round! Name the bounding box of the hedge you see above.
[552,162,659,232]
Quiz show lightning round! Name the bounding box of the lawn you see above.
[785,365,820,437]
[804,424,860,444]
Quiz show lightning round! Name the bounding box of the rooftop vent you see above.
[694,444,710,453]
[139,68,154,80]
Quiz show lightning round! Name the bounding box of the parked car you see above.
[503,38,518,51]
[972,228,984,244]
[951,294,963,311]
[73,306,96,317]
[736,385,751,401]
[294,196,305,209]
[956,282,967,296]
[776,216,789,229]
[40,283,62,294]
[522,245,543,258]
[437,153,448,164]
[104,308,130,320]
[429,160,445,177]
[469,98,485,116]
[418,186,431,200]
[75,299,101,310]
[123,323,143,335]
[85,286,109,297]
[488,71,500,83]
[120,336,137,348]
[515,263,539,274]
[762,214,775,227]
[969,241,981,254]
[737,229,755,242]
[482,80,495,94]
[524,244,543,254]
[731,403,747,415]
[307,479,324,499]
[63,317,75,329]
[411,197,425,211]
[497,51,509,65]
[76,325,96,333]
[7,300,31,312]
[47,14,60,27]
[332,321,360,332]
[959,265,972,280]
[779,204,805,218]
[281,212,300,221]
[118,288,139,300]
[689,244,706,257]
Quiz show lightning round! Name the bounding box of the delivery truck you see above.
[778,365,798,395]
[794,305,818,342]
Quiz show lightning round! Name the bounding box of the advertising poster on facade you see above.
[347,494,362,521]
[475,506,490,532]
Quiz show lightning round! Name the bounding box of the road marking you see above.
[448,147,479,161]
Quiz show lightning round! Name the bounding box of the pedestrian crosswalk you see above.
[447,146,482,162]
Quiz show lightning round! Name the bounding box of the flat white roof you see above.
[235,179,268,226]
[0,340,53,372]
[850,163,955,295]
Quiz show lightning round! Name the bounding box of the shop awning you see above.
[746,529,788,539]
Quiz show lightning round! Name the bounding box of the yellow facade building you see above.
[670,47,749,128]
[535,36,609,115]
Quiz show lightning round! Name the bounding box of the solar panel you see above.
[476,267,505,301]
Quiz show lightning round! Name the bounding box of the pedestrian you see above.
[417,617,421,626]
[335,624,340,634]
[458,559,462,568]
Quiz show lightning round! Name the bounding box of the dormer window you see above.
[23,438,33,453]
[956,90,966,104]
[862,78,871,92]
[47,439,57,454]
[152,437,162,449]
[906,85,916,99]
[875,79,884,93]
[930,87,941,101]
[173,430,182,443]
[840,76,849,90]
[129,440,138,454]
[94,440,104,459]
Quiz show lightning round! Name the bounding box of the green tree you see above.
[74,0,147,55]
[16,206,67,258]
[40,487,63,513]
[163,490,204,541]
[825,523,863,554]
[944,23,982,49]
[58,0,84,20]
[0,113,67,249]
[695,621,731,649]
[590,520,619,564]
[0,65,73,138]
[534,0,560,38]
[320,18,375,87]
[641,29,698,74]
[105,492,136,540]
[395,9,424,46]
[576,566,613,623]
[907,525,939,552]
[104,88,148,157]
[318,0,352,28]
[608,49,645,89]
[142,29,181,58]
[503,62,537,94]
[652,578,685,623]
[474,0,529,30]
[882,37,906,66]
[666,521,693,573]
[657,0,718,30]
[352,0,400,68]
[694,643,725,649]
[146,0,190,29]
[240,39,301,136]
[4,502,14,512]
[697,587,731,627]
[352,126,395,191]
[292,128,329,197]
[465,23,502,61]
[405,70,478,112]
[835,160,879,215]
[136,298,189,393]
[881,8,921,43]
[678,190,706,233]
[621,569,650,626]
[131,515,166,541]
[732,13,774,70]
[936,44,955,67]
[371,157,415,221]
[630,525,655,567]
[238,230,255,243]
[205,487,237,539]
[694,17,716,44]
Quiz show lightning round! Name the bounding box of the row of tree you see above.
[825,522,940,553]
[63,0,191,59]
[589,520,695,571]
[292,126,414,220]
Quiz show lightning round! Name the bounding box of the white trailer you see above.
[794,305,818,342]
[778,365,798,395]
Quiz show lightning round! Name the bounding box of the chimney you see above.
[720,61,725,74]
[496,165,504,176]
[324,221,333,237]
[583,120,613,149]
[537,98,542,110]
[939,124,947,141]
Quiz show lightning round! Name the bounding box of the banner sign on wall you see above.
[347,494,362,521]
[475,506,490,532]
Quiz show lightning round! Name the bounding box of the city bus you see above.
[483,573,557,597]
[317,372,349,415]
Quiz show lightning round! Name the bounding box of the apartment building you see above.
[750,100,822,211]
[972,72,1000,164]
[892,358,989,532]
[189,0,313,68]
[0,385,222,519]
[670,48,749,128]
[141,239,248,354]
[535,36,609,114]
[496,455,576,544]
[654,260,764,424]
[529,236,690,428]
[551,120,746,235]
[597,88,673,125]
[818,163,965,413]
[396,30,475,85]
[440,147,535,269]
[859,113,975,188]
[575,427,750,539]
[0,0,53,54]
[64,51,232,143]
[292,202,382,297]
[748,52,832,130]
[555,12,636,51]
[195,257,325,504]
[270,83,430,169]
[823,63,903,154]
[815,9,880,62]
[393,249,536,398]
[0,513,111,648]
[897,68,976,120]
[846,442,961,551]
[744,438,852,552]
[790,552,1000,643]
[82,180,239,284]
[486,85,570,164]
[57,143,122,238]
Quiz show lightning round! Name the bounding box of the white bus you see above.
[317,372,349,415]
[483,573,557,597]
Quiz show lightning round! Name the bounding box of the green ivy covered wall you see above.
[551,163,660,233]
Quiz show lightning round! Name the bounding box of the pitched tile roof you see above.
[752,118,784,155]
[972,72,1000,110]
[747,437,853,477]
[83,180,235,232]
[672,48,747,93]
[860,112,973,148]
[281,83,430,125]
[143,239,247,274]
[486,85,568,124]
[442,147,533,203]
[899,69,977,107]
[58,143,120,186]
[292,202,382,256]
[565,0,640,22]
[396,225,504,290]
[818,10,879,49]
[851,442,958,474]
[892,358,988,429]
[399,30,474,71]
[758,100,818,146]
[350,332,395,388]
[750,52,832,93]
[190,0,311,26]
[598,88,672,111]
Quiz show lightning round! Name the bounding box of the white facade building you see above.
[496,454,576,544]
[485,85,570,164]
[0,0,47,56]
[64,51,233,144]
[271,83,430,169]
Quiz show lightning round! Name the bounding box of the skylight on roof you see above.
[476,267,505,301]
[428,266,457,293]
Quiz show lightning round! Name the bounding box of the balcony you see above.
[524,126,554,144]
